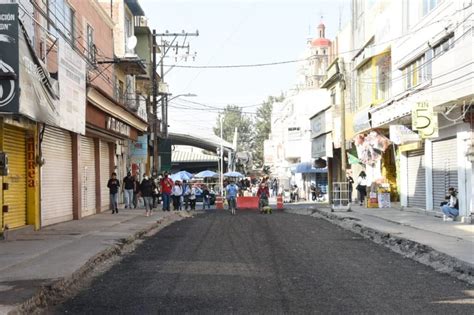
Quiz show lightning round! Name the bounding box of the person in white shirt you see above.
[440,187,459,221]
[172,181,183,210]
[356,171,368,206]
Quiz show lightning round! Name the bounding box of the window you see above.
[86,24,95,63]
[433,35,454,57]
[47,0,74,42]
[125,15,133,53]
[423,0,441,16]
[357,61,372,108]
[402,51,432,90]
[375,53,391,101]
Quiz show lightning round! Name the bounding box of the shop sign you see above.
[130,135,147,163]
[26,136,35,188]
[311,109,332,138]
[399,142,422,152]
[0,3,19,113]
[371,100,411,127]
[106,116,131,137]
[353,109,371,133]
[389,125,420,145]
[412,102,439,138]
[312,133,332,158]
[17,23,86,134]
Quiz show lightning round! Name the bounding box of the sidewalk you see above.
[284,202,474,282]
[0,207,187,314]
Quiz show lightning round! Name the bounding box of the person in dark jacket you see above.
[140,174,155,216]
[107,172,120,214]
[122,172,135,208]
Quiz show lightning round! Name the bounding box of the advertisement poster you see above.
[0,3,19,113]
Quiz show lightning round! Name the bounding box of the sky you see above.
[140,0,350,139]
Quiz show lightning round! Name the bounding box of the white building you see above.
[351,0,473,221]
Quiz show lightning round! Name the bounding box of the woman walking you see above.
[140,174,155,216]
[356,171,368,206]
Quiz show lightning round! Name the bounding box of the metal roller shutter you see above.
[3,126,27,229]
[100,140,110,210]
[41,127,73,226]
[407,149,426,209]
[432,138,458,212]
[81,136,96,217]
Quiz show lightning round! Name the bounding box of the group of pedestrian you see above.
[159,172,212,211]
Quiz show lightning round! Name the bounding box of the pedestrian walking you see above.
[356,171,368,206]
[226,180,239,215]
[152,175,160,208]
[140,174,155,217]
[257,182,270,211]
[132,174,140,208]
[160,172,174,211]
[107,172,120,214]
[202,185,211,210]
[346,172,355,203]
[182,180,191,210]
[172,180,183,210]
[122,172,134,209]
[440,187,459,221]
[189,184,198,210]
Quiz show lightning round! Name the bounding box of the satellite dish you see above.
[127,36,137,51]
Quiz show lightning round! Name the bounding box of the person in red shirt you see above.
[257,182,270,211]
[160,172,174,211]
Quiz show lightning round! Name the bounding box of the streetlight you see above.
[167,93,197,102]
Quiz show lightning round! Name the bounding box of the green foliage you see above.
[213,105,254,152]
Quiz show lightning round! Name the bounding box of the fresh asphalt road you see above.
[52,211,473,314]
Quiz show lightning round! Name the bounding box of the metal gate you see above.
[81,136,96,217]
[3,126,27,229]
[407,149,426,209]
[432,138,458,212]
[100,140,110,211]
[41,127,73,226]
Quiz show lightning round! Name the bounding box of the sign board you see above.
[311,133,332,159]
[106,116,131,137]
[399,142,422,152]
[371,100,412,127]
[353,108,371,133]
[0,3,19,113]
[412,102,439,138]
[130,135,148,164]
[16,20,86,134]
[389,125,420,145]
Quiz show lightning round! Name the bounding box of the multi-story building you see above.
[0,0,150,233]
[370,0,472,220]
[344,0,472,220]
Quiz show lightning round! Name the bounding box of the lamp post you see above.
[167,93,197,102]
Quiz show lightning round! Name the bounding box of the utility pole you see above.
[339,58,347,179]
[151,30,198,173]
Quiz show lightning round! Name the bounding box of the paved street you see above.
[51,211,473,314]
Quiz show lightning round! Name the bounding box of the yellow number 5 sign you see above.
[412,102,439,138]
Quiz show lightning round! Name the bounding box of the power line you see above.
[163,6,471,70]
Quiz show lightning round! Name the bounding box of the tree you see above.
[253,94,285,168]
[213,105,254,153]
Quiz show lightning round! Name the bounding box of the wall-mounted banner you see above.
[412,102,439,139]
[0,3,19,113]
[130,136,148,164]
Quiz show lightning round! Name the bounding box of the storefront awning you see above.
[291,162,327,174]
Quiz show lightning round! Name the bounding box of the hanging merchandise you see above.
[354,131,391,166]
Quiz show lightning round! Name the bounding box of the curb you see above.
[285,207,474,285]
[9,213,186,315]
